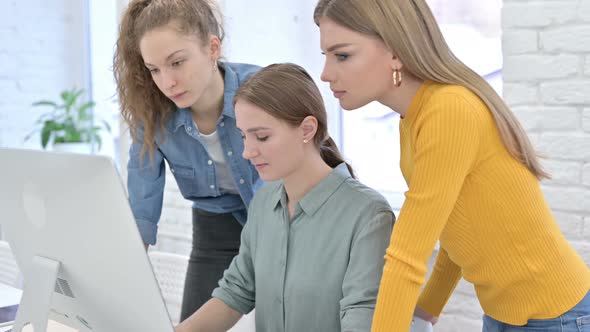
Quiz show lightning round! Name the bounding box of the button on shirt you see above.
[198,129,239,195]
[126,62,262,245]
[213,164,395,332]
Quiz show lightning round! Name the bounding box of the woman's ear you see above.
[208,35,222,60]
[389,52,404,72]
[300,116,318,143]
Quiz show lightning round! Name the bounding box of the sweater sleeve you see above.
[371,94,480,331]
[416,247,462,316]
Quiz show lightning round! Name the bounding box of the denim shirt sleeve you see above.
[127,127,166,245]
[340,209,395,332]
[212,203,257,314]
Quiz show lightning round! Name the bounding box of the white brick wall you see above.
[0,0,87,150]
[435,0,590,331]
[503,0,590,257]
[584,108,590,131]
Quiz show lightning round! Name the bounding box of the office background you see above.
[0,0,589,330]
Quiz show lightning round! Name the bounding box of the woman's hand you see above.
[174,298,243,332]
[174,323,188,332]
[414,307,439,325]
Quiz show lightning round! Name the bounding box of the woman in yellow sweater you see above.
[314,0,590,331]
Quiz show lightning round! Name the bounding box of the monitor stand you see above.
[12,256,60,332]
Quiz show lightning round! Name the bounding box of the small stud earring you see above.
[303,139,308,143]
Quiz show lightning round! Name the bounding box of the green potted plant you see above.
[25,88,111,153]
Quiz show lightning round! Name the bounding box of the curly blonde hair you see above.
[113,0,224,162]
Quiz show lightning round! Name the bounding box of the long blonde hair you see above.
[113,0,223,162]
[234,63,355,177]
[314,0,549,180]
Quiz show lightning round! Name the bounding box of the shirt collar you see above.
[170,62,239,132]
[273,163,352,217]
[219,61,239,119]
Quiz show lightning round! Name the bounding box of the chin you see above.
[171,95,197,109]
[174,101,194,109]
[259,173,281,182]
[339,98,370,111]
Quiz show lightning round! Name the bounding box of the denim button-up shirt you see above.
[213,164,395,332]
[127,62,261,245]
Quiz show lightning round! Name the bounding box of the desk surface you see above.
[0,283,77,332]
[0,320,77,332]
[0,283,21,308]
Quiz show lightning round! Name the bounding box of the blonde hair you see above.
[113,0,224,162]
[234,63,355,177]
[314,0,549,180]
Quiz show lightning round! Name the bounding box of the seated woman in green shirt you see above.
[175,63,395,332]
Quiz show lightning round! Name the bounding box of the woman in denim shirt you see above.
[113,0,260,320]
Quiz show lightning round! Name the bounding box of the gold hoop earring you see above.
[392,69,402,87]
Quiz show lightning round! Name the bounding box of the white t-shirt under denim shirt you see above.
[198,129,239,195]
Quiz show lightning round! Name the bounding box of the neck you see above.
[283,151,333,209]
[378,73,424,117]
[190,67,225,121]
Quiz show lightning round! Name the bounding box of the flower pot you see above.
[52,143,92,154]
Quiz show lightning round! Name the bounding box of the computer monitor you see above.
[0,148,174,332]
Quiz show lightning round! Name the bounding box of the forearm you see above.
[175,298,242,332]
[127,130,168,244]
[416,248,462,317]
[371,255,426,331]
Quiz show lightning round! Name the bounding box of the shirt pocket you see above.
[578,314,590,332]
[169,164,197,196]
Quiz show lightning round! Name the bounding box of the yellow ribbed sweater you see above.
[371,81,590,331]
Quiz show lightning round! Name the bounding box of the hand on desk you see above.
[5,320,78,332]
[414,306,438,325]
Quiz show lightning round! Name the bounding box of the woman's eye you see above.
[172,60,184,67]
[256,136,269,142]
[335,54,349,61]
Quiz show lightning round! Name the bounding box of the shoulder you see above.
[337,177,393,216]
[224,62,261,84]
[416,83,489,128]
[423,83,488,116]
[332,178,395,235]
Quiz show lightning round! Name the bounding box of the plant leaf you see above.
[24,128,39,142]
[41,123,53,149]
[32,100,59,108]
[101,120,112,132]
[64,124,83,143]
[62,89,83,114]
[78,101,94,122]
[93,132,102,150]
[31,88,107,147]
